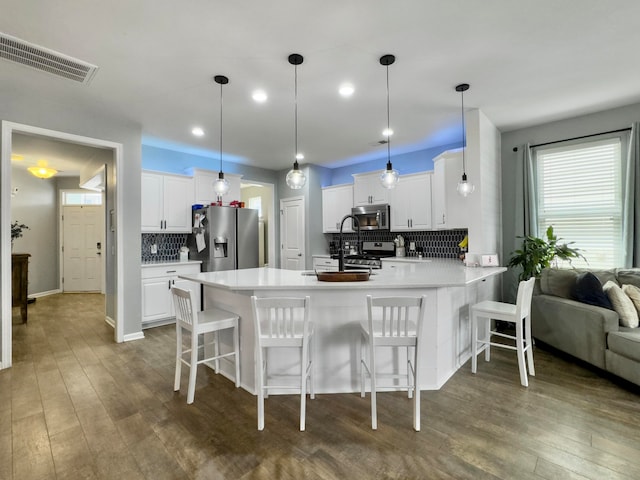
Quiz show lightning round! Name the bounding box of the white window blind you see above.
[535,137,623,269]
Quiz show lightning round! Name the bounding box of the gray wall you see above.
[10,166,59,294]
[1,90,143,337]
[501,101,640,301]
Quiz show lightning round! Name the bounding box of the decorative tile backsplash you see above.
[141,233,189,263]
[330,229,468,259]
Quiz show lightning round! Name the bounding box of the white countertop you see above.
[142,260,202,267]
[179,260,505,291]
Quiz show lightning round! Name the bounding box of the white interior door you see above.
[63,205,104,292]
[280,196,305,270]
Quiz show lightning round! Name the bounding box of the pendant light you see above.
[212,75,230,198]
[455,83,475,197]
[379,54,399,189]
[286,53,307,190]
[27,165,57,179]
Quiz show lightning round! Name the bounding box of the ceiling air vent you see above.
[0,32,98,84]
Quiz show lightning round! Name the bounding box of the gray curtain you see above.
[622,122,640,267]
[514,143,537,241]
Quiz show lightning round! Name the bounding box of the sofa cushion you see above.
[603,281,639,328]
[616,268,640,289]
[622,284,640,316]
[540,268,579,299]
[607,330,640,363]
[572,272,613,310]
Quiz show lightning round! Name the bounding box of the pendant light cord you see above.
[460,87,466,176]
[219,81,223,173]
[386,64,391,164]
[294,63,298,164]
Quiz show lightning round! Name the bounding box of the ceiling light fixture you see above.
[339,83,355,97]
[212,75,230,198]
[285,53,307,190]
[379,54,399,189]
[27,166,57,179]
[191,126,204,137]
[455,83,475,197]
[252,89,268,103]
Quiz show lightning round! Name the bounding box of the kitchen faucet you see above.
[338,214,361,272]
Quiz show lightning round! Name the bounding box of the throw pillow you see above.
[622,284,640,318]
[603,281,640,328]
[572,272,613,310]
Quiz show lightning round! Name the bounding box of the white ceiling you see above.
[3,1,640,173]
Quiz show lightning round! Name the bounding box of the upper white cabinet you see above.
[389,172,432,231]
[322,184,353,233]
[432,151,469,229]
[352,171,389,206]
[186,168,242,205]
[141,171,193,232]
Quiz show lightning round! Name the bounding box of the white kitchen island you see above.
[179,260,506,394]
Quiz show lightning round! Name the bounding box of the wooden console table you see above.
[12,253,30,323]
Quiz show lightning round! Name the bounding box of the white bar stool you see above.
[360,295,426,431]
[251,295,314,431]
[471,277,536,387]
[171,286,240,404]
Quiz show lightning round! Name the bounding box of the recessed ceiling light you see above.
[382,128,394,137]
[339,83,355,97]
[192,127,204,137]
[252,89,268,103]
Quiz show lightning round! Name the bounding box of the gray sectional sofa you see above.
[531,268,640,386]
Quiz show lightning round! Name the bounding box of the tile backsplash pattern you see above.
[141,233,188,263]
[330,229,468,259]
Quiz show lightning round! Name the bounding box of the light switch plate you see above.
[151,244,158,254]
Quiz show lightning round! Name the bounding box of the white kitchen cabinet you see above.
[352,171,389,206]
[389,172,432,231]
[432,151,469,229]
[186,168,242,206]
[141,171,193,232]
[141,263,202,327]
[322,184,353,233]
[312,256,339,272]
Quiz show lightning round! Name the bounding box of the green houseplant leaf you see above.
[507,226,585,281]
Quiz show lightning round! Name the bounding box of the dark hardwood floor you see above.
[4,293,640,479]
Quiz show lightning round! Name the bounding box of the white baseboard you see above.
[104,316,115,328]
[28,289,62,299]
[123,331,145,342]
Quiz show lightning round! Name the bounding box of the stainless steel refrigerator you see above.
[188,206,259,272]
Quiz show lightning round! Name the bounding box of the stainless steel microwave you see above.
[351,204,390,230]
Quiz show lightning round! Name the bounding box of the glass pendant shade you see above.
[286,160,306,189]
[456,173,475,197]
[213,171,230,196]
[380,160,399,189]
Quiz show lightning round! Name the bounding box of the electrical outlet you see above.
[151,244,158,254]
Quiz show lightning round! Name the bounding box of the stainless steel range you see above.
[343,241,395,269]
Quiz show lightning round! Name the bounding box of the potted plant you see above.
[11,221,29,249]
[507,225,585,281]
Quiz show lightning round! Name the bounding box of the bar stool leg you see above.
[471,311,478,374]
[515,320,528,387]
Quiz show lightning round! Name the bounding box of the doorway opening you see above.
[1,121,124,369]
[240,180,276,268]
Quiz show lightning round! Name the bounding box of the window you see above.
[62,190,103,206]
[534,136,625,269]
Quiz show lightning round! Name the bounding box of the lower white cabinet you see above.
[141,263,201,327]
[312,256,339,272]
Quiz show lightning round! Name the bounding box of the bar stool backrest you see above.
[367,295,426,340]
[252,297,310,339]
[515,277,536,320]
[172,286,198,329]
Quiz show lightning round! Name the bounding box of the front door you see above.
[280,196,305,270]
[62,205,104,292]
